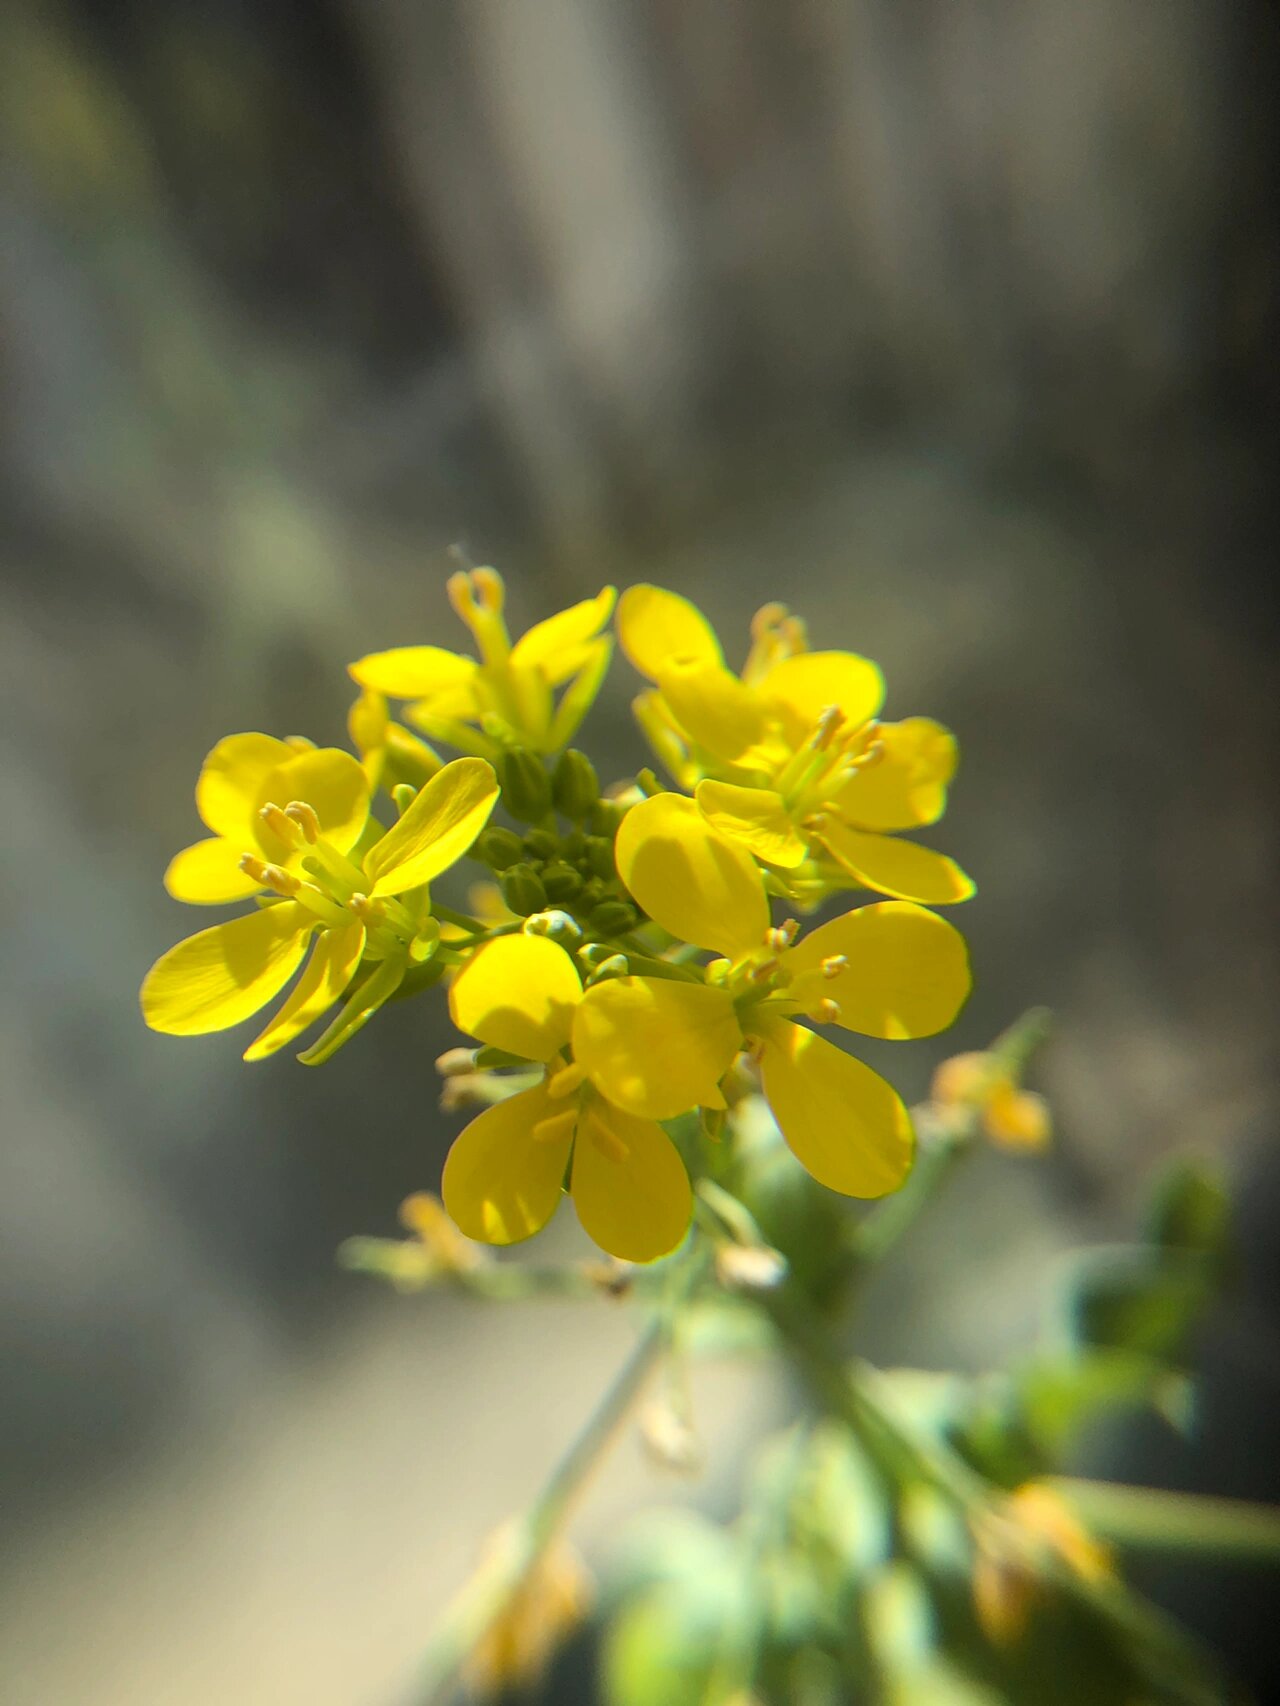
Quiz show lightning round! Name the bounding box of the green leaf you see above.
[1064,1248,1213,1364]
[1016,1350,1192,1458]
[603,1582,740,1706]
[1145,1156,1231,1259]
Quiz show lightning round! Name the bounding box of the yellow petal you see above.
[243,921,366,1061]
[348,645,479,699]
[365,756,499,897]
[195,733,295,837]
[817,819,975,905]
[756,1018,914,1197]
[616,584,723,681]
[510,587,617,684]
[441,1083,570,1245]
[262,747,370,857]
[783,901,971,1039]
[140,903,310,1036]
[761,651,885,741]
[615,793,768,958]
[573,976,740,1120]
[830,718,957,830]
[570,1103,692,1262]
[449,934,582,1061]
[164,837,263,905]
[695,780,807,868]
[654,661,769,764]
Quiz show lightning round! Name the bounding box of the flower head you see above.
[350,568,615,757]
[616,584,972,907]
[142,750,499,1062]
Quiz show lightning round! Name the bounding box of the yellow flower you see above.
[931,1051,1051,1151]
[163,733,370,905]
[349,568,615,756]
[441,933,693,1262]
[141,756,499,1061]
[616,584,972,907]
[571,794,972,1199]
[346,688,442,795]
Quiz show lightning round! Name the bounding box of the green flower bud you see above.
[587,900,638,937]
[584,836,617,881]
[588,798,624,837]
[522,827,561,861]
[498,747,553,822]
[551,749,600,820]
[561,828,586,861]
[474,826,525,871]
[500,863,548,916]
[578,878,606,911]
[586,953,630,986]
[541,861,582,902]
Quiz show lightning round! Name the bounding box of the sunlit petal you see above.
[761,651,885,741]
[348,646,479,699]
[756,1017,914,1197]
[615,792,768,958]
[365,756,499,896]
[263,746,370,856]
[571,1103,692,1262]
[573,976,740,1120]
[244,921,366,1060]
[783,901,971,1038]
[449,934,582,1061]
[616,584,723,681]
[829,717,957,830]
[654,661,767,764]
[195,733,295,838]
[141,903,310,1036]
[164,837,263,905]
[441,1083,570,1245]
[817,819,975,905]
[510,587,617,683]
[695,780,807,868]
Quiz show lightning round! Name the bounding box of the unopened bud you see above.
[498,748,552,822]
[586,953,630,985]
[522,827,561,861]
[584,836,616,881]
[587,798,624,837]
[475,826,525,871]
[541,861,581,902]
[587,901,637,937]
[500,864,548,916]
[523,910,582,943]
[551,749,600,820]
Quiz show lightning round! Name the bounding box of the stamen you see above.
[258,801,301,847]
[470,567,505,613]
[812,706,843,751]
[811,997,842,1024]
[750,601,789,640]
[238,853,301,896]
[821,954,848,980]
[765,918,800,952]
[547,1061,588,1100]
[532,1107,579,1147]
[348,892,386,924]
[746,956,780,985]
[283,800,321,843]
[436,1047,478,1077]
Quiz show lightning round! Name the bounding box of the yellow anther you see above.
[811,706,844,751]
[348,892,386,924]
[779,614,808,653]
[765,918,800,953]
[821,954,848,980]
[747,956,780,984]
[258,801,301,846]
[547,1061,588,1100]
[812,997,842,1024]
[471,566,505,612]
[238,853,301,895]
[283,800,321,843]
[532,1107,579,1147]
[284,734,315,752]
[750,601,788,639]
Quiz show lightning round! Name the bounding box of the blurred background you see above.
[2,1,1277,1701]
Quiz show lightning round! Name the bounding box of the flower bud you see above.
[475,826,525,871]
[498,747,552,822]
[587,798,624,837]
[500,863,548,916]
[587,900,637,937]
[541,861,582,902]
[522,827,561,861]
[551,749,600,820]
[584,836,616,881]
[586,953,630,984]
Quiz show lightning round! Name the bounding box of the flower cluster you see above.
[142,571,973,1261]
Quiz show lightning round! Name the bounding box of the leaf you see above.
[1063,1248,1213,1365]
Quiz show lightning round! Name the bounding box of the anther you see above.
[750,601,788,639]
[547,1061,588,1100]
[765,919,800,952]
[812,706,844,751]
[747,956,780,984]
[238,853,301,895]
[821,954,848,980]
[258,801,301,846]
[283,800,321,843]
[436,1047,478,1077]
[470,567,505,612]
[348,892,386,924]
[812,997,842,1024]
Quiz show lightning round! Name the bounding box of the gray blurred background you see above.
[2,2,1277,1702]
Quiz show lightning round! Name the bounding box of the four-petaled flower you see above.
[616,583,972,906]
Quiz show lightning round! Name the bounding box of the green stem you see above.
[1047,1478,1280,1562]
